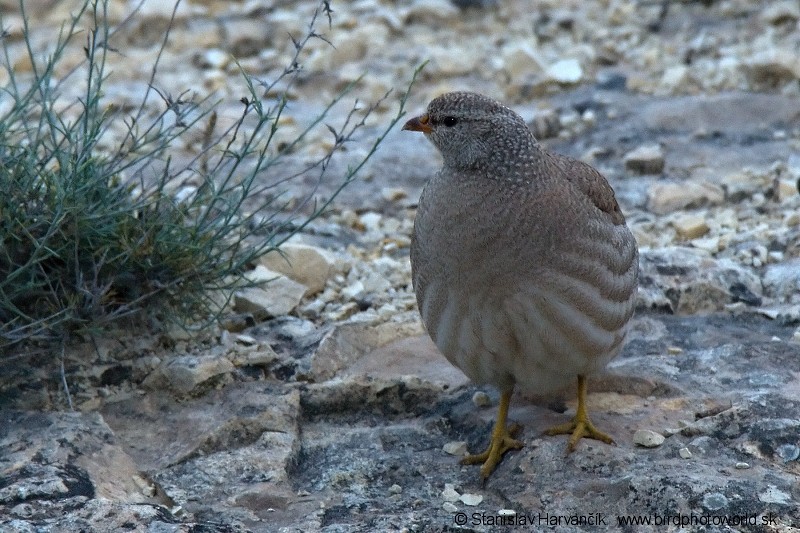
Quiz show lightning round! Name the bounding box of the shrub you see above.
[0,0,420,357]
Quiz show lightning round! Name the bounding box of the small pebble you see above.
[388,484,402,495]
[679,447,692,459]
[667,346,683,355]
[235,333,257,345]
[442,441,468,456]
[442,502,458,512]
[472,391,492,407]
[624,144,665,174]
[735,462,751,469]
[441,483,460,503]
[459,493,484,506]
[633,429,666,448]
[359,212,383,232]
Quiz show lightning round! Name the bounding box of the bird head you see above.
[403,91,536,171]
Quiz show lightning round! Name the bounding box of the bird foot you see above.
[544,415,614,453]
[461,422,524,481]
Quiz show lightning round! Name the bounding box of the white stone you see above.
[441,483,460,503]
[173,186,197,203]
[759,485,792,505]
[660,65,690,92]
[359,212,383,232]
[459,493,483,506]
[442,441,468,456]
[787,153,800,179]
[361,271,391,294]
[633,429,665,448]
[546,58,583,84]
[341,280,365,300]
[235,334,257,346]
[198,49,228,70]
[442,502,458,512]
[679,447,692,459]
[763,259,800,300]
[134,0,192,19]
[690,236,720,253]
[243,265,281,284]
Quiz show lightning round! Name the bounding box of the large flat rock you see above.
[3,312,798,531]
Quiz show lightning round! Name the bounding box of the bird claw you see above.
[545,415,615,452]
[462,422,524,481]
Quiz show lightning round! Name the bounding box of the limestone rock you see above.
[647,181,724,215]
[146,353,234,394]
[0,411,177,529]
[441,483,460,503]
[501,43,546,78]
[672,213,710,240]
[260,244,337,296]
[234,266,308,317]
[633,429,665,448]
[659,65,691,93]
[442,441,468,456]
[624,144,665,175]
[763,259,800,301]
[638,246,763,313]
[311,318,424,381]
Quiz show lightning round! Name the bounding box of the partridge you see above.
[403,92,639,481]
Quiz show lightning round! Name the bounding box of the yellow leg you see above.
[461,389,524,481]
[544,375,614,452]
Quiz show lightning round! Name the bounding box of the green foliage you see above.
[0,0,421,354]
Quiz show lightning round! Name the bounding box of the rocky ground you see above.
[2,0,800,532]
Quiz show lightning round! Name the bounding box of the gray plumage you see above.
[404,92,638,478]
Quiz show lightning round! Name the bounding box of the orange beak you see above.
[402,113,433,134]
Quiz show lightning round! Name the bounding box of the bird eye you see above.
[442,116,458,127]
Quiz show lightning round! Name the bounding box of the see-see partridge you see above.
[403,92,639,481]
